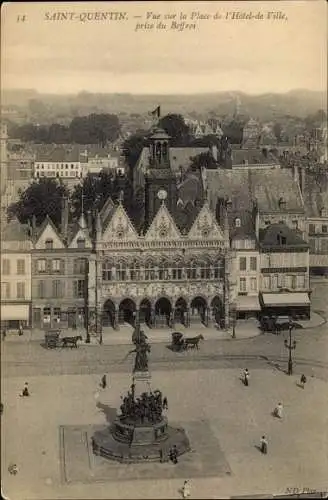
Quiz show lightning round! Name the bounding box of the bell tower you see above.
[144,128,177,228]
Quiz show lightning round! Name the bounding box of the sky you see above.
[1,1,327,95]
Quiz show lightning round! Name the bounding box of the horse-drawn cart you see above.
[171,332,205,351]
[44,329,61,349]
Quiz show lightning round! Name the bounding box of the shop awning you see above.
[261,293,310,307]
[236,295,261,311]
[1,304,30,321]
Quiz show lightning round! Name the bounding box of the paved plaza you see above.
[2,365,328,500]
[1,280,327,499]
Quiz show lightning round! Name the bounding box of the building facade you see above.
[1,219,32,329]
[31,209,92,330]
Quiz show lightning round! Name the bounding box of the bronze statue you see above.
[129,341,151,372]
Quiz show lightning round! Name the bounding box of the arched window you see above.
[235,218,241,228]
[158,260,169,281]
[130,260,140,281]
[214,261,221,279]
[145,260,154,281]
[172,260,182,280]
[45,239,53,250]
[102,261,112,281]
[77,238,86,249]
[116,261,127,281]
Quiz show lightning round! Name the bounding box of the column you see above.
[185,307,190,328]
[114,307,119,330]
[150,307,155,329]
[135,307,140,327]
[205,307,210,327]
[170,308,175,329]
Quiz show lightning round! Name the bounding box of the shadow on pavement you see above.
[96,401,118,423]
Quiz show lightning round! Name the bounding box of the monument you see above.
[92,326,190,463]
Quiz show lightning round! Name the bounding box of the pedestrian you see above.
[100,374,107,389]
[274,402,283,419]
[169,445,178,464]
[182,480,191,498]
[260,435,268,454]
[162,396,168,410]
[2,329,6,341]
[21,382,30,397]
[8,463,18,475]
[300,374,307,389]
[18,324,23,336]
[243,368,250,386]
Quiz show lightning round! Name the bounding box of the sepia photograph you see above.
[1,1,327,499]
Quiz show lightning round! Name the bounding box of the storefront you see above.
[260,292,310,320]
[1,303,31,329]
[235,295,261,319]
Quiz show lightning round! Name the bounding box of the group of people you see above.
[242,368,308,455]
[119,386,168,424]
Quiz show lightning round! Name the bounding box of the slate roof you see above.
[169,147,209,174]
[206,170,255,238]
[302,171,328,218]
[259,223,308,248]
[249,169,304,212]
[36,146,80,163]
[2,218,30,242]
[231,148,279,166]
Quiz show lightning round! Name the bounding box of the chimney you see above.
[61,196,69,240]
[211,144,218,162]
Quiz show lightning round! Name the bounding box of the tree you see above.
[158,114,191,146]
[122,129,150,178]
[69,113,120,145]
[273,123,283,143]
[8,178,68,228]
[189,152,217,172]
[222,119,244,144]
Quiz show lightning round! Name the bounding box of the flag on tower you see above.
[149,106,161,118]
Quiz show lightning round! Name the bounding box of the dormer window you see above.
[45,239,53,250]
[235,218,241,227]
[320,207,328,218]
[77,238,86,249]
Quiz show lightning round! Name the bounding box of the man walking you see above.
[300,374,307,389]
[260,435,268,454]
[243,368,250,386]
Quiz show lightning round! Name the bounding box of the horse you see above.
[184,334,204,350]
[61,335,82,348]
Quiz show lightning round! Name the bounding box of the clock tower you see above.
[144,128,177,228]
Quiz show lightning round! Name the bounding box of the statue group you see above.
[120,385,167,425]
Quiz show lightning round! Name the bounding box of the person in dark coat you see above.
[243,368,250,386]
[162,396,168,410]
[300,373,307,389]
[21,383,30,397]
[100,374,107,389]
[260,435,268,454]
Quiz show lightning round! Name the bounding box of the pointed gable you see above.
[34,217,65,249]
[188,202,224,240]
[69,226,92,249]
[145,202,181,240]
[102,203,138,241]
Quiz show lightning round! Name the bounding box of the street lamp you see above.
[284,320,297,375]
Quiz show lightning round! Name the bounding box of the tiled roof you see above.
[177,173,203,206]
[173,200,204,233]
[259,223,308,247]
[100,197,116,228]
[303,171,328,217]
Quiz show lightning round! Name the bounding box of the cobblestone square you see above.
[2,365,328,499]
